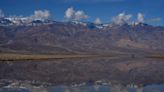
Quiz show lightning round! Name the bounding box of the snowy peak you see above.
[0,17,156,29]
[67,20,112,29]
[0,17,53,26]
[0,18,13,26]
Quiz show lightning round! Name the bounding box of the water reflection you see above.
[1,57,164,92]
[1,83,164,92]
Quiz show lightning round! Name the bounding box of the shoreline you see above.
[0,53,114,61]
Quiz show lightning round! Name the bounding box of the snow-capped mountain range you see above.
[0,16,164,54]
[0,17,149,29]
[0,17,53,26]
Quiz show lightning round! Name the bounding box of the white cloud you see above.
[65,7,89,21]
[29,10,51,21]
[0,9,4,18]
[137,13,144,23]
[112,12,132,25]
[74,10,88,21]
[65,7,75,20]
[94,17,102,24]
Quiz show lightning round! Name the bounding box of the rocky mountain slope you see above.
[0,19,164,54]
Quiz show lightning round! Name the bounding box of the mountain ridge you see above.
[0,18,164,54]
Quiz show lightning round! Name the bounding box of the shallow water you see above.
[1,84,164,92]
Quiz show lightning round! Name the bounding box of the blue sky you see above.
[0,0,164,25]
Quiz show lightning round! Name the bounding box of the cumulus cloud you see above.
[137,13,144,23]
[65,7,75,20]
[6,10,51,24]
[112,12,132,25]
[29,10,51,21]
[65,7,89,21]
[74,10,88,20]
[0,9,4,18]
[94,17,102,24]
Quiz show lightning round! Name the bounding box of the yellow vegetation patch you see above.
[0,53,111,61]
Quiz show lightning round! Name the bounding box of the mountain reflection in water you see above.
[1,57,164,92]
